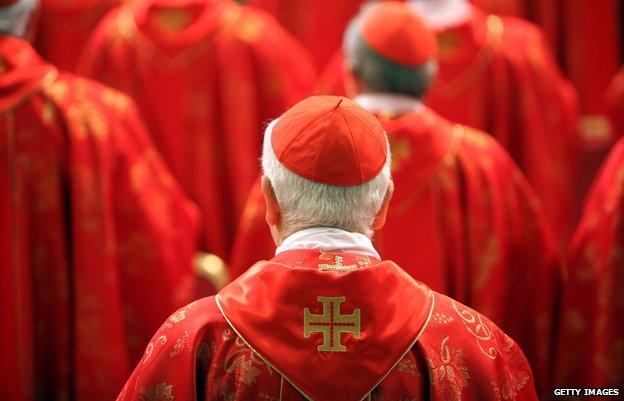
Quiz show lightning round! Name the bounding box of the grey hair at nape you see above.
[343,7,437,99]
[0,0,38,37]
[261,120,392,239]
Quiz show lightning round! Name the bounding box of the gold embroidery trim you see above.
[317,255,357,272]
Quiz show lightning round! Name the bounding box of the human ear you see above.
[372,180,394,230]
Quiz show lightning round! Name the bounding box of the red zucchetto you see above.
[359,1,436,67]
[271,95,388,186]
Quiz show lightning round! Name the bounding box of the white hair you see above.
[262,119,392,239]
[0,0,37,37]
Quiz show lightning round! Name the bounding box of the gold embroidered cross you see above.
[303,296,361,352]
[317,255,357,272]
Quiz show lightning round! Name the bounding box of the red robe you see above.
[319,8,580,245]
[0,36,199,401]
[230,107,561,396]
[35,0,123,72]
[79,0,316,261]
[469,0,620,211]
[554,135,624,394]
[603,67,624,141]
[246,0,366,71]
[470,0,621,117]
[117,249,538,401]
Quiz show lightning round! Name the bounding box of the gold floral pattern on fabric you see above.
[474,235,501,291]
[115,10,138,40]
[169,330,192,358]
[317,255,357,272]
[223,336,273,386]
[138,382,174,401]
[102,88,131,114]
[357,256,372,267]
[66,99,109,139]
[396,355,421,378]
[142,335,168,365]
[388,135,412,172]
[235,13,264,43]
[427,337,469,401]
[491,365,531,400]
[153,8,193,34]
[451,300,515,360]
[41,101,57,126]
[166,301,198,326]
[44,80,70,103]
[318,250,339,260]
[432,312,455,325]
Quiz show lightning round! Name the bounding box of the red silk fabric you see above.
[35,0,123,72]
[79,0,316,261]
[230,107,561,397]
[319,8,580,246]
[247,0,366,71]
[471,0,621,115]
[555,136,624,394]
[604,68,624,142]
[0,36,200,401]
[117,249,538,401]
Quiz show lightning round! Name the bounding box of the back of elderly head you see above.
[0,0,38,38]
[261,96,394,243]
[343,1,438,99]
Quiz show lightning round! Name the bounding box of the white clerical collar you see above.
[275,227,381,259]
[354,93,424,116]
[408,0,473,30]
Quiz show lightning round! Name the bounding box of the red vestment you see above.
[603,67,624,141]
[79,0,316,260]
[117,249,538,401]
[0,36,199,401]
[319,8,580,244]
[35,0,122,72]
[230,107,561,396]
[470,0,620,118]
[247,0,366,71]
[554,135,624,393]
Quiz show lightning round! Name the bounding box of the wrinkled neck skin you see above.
[408,0,472,30]
[0,0,37,38]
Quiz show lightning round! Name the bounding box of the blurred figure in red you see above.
[80,0,316,267]
[35,0,123,72]
[230,3,562,396]
[0,1,201,399]
[603,67,624,142]
[320,0,580,246]
[247,0,366,71]
[471,0,622,223]
[555,134,624,395]
[471,0,620,146]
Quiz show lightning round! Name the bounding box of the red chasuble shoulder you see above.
[217,250,433,401]
[117,249,538,401]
